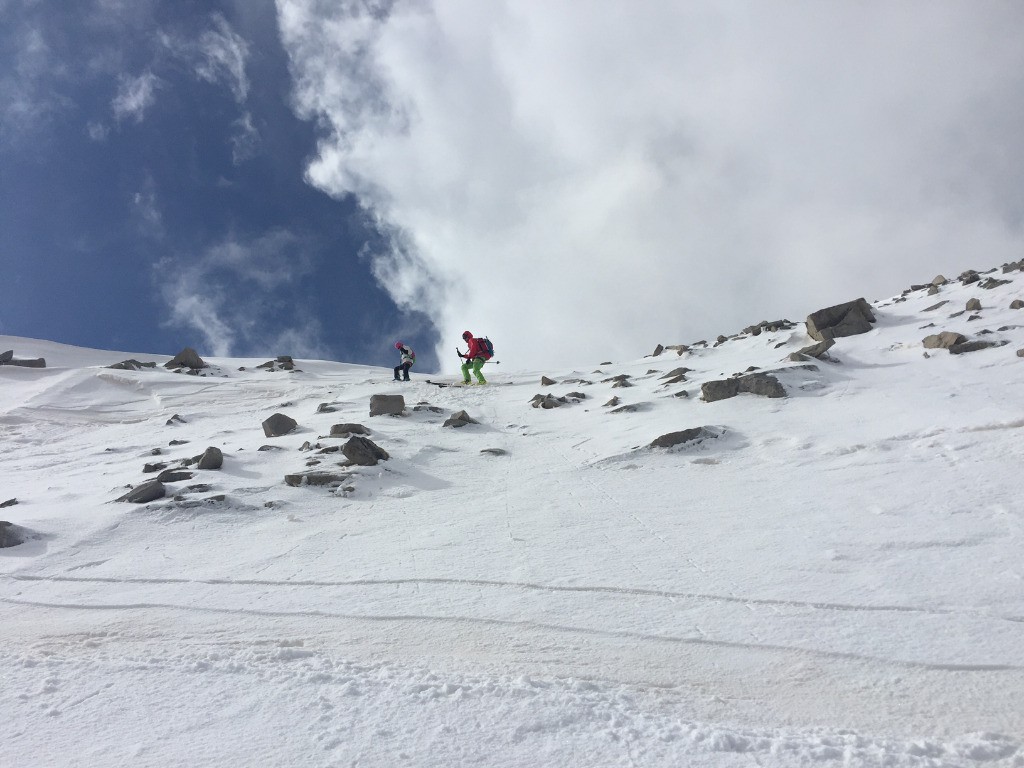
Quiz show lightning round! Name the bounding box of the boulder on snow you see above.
[949,340,1008,355]
[795,338,835,359]
[531,394,567,409]
[196,446,223,470]
[966,298,982,312]
[805,298,876,342]
[284,471,353,488]
[1010,299,1024,310]
[0,520,27,548]
[0,498,18,509]
[369,394,405,417]
[923,332,966,349]
[341,436,389,465]
[443,410,478,428]
[107,359,157,371]
[701,372,786,403]
[329,423,370,437]
[116,480,166,504]
[262,413,298,437]
[164,347,207,370]
[0,356,46,368]
[649,427,719,450]
[540,376,557,386]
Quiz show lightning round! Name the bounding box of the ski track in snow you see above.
[2,273,1024,767]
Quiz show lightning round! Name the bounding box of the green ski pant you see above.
[461,357,487,383]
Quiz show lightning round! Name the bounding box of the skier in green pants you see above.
[458,330,490,384]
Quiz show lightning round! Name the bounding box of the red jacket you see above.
[465,336,488,359]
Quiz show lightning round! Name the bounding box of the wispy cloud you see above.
[0,21,71,144]
[158,229,325,358]
[112,70,161,123]
[161,12,251,104]
[277,0,1024,370]
[230,110,261,164]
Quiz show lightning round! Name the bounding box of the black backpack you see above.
[479,337,494,359]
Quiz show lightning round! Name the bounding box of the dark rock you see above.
[927,285,940,296]
[651,344,665,357]
[661,374,687,384]
[197,447,224,470]
[959,270,980,285]
[966,298,982,311]
[795,338,835,359]
[330,423,370,437]
[660,368,691,379]
[156,469,194,483]
[443,410,479,428]
[164,347,207,369]
[531,394,567,409]
[1018,349,1024,358]
[931,274,948,286]
[0,520,25,548]
[611,379,633,389]
[702,372,785,402]
[672,390,690,398]
[923,300,949,312]
[565,392,587,400]
[412,405,444,413]
[0,498,17,508]
[143,462,168,473]
[805,298,876,342]
[341,436,390,465]
[603,396,620,407]
[262,413,298,437]
[0,350,12,363]
[481,448,508,456]
[315,445,342,454]
[949,340,1008,355]
[166,414,186,426]
[316,403,340,413]
[257,445,286,452]
[700,379,739,402]
[2,357,46,368]
[284,472,352,487]
[610,404,641,413]
[369,394,405,417]
[923,332,966,349]
[649,427,718,450]
[116,480,166,503]
[740,373,786,398]
[1011,299,1024,310]
[980,278,1011,290]
[107,359,157,371]
[540,376,557,386]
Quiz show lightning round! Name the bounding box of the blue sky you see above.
[4,1,1024,373]
[1,0,438,370]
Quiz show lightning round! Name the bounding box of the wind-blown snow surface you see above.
[2,273,1023,767]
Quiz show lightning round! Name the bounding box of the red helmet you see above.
[394,341,403,349]
[462,331,472,340]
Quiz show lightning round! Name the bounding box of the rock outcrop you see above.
[806,299,876,342]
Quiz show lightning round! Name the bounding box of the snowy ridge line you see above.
[8,572,1022,621]
[4,596,1020,673]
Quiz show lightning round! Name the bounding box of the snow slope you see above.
[2,268,1023,767]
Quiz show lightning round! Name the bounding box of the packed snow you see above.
[2,269,1023,767]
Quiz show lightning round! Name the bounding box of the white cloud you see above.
[230,110,261,164]
[158,229,324,358]
[277,0,1024,371]
[112,70,161,123]
[195,13,250,103]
